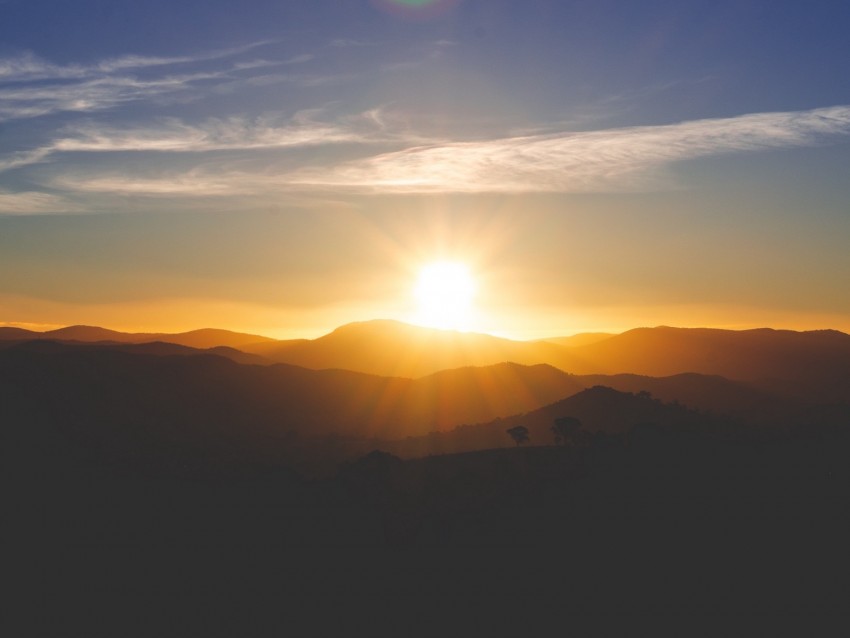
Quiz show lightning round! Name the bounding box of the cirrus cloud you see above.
[280,106,850,193]
[26,105,850,202]
[0,189,81,214]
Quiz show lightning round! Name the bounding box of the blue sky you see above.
[1,0,849,337]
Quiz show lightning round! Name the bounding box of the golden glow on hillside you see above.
[412,261,477,331]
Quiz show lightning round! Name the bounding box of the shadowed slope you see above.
[5,341,849,480]
[0,337,271,366]
[0,344,584,454]
[571,327,850,400]
[390,386,715,457]
[578,373,798,426]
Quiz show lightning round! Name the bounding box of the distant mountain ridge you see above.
[239,320,575,377]
[244,322,850,402]
[0,337,271,366]
[537,333,615,347]
[3,320,848,402]
[0,325,278,349]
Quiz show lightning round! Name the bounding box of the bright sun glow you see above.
[413,261,477,331]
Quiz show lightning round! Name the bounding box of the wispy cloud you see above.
[0,71,223,121]
[53,171,258,197]
[329,39,375,48]
[52,115,371,152]
[0,189,80,214]
[27,105,850,201]
[0,148,53,172]
[279,105,850,193]
[0,42,317,122]
[0,42,275,82]
[0,108,426,174]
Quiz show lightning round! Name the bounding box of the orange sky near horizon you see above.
[2,290,848,342]
[3,188,849,343]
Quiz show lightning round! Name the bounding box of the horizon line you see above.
[2,318,848,344]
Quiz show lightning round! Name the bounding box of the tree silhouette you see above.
[506,425,530,447]
[552,416,582,445]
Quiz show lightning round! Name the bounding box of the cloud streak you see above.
[0,108,426,175]
[0,70,224,121]
[0,42,275,82]
[0,42,318,123]
[52,115,374,152]
[280,106,850,193]
[0,189,80,214]
[22,105,850,202]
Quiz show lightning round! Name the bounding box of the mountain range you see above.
[5,319,849,397]
[0,325,278,349]
[4,318,849,476]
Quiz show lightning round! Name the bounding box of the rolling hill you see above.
[0,343,584,451]
[386,385,713,458]
[239,319,579,377]
[5,320,849,401]
[569,326,850,400]
[244,322,850,403]
[0,325,279,350]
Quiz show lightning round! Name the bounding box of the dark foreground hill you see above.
[5,339,847,477]
[12,420,849,549]
[386,384,736,457]
[2,342,588,477]
[1,342,581,447]
[13,438,848,632]
[7,337,849,624]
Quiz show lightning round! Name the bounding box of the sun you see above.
[412,261,477,331]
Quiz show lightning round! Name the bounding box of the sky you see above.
[1,0,849,339]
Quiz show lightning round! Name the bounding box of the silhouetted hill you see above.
[0,337,272,365]
[405,362,586,429]
[0,326,41,340]
[234,322,850,404]
[410,365,804,430]
[389,385,713,457]
[43,325,135,342]
[578,372,798,426]
[0,344,598,477]
[242,319,580,377]
[8,339,850,565]
[0,324,278,349]
[571,326,850,397]
[537,332,615,347]
[141,328,280,349]
[3,337,837,460]
[7,322,849,406]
